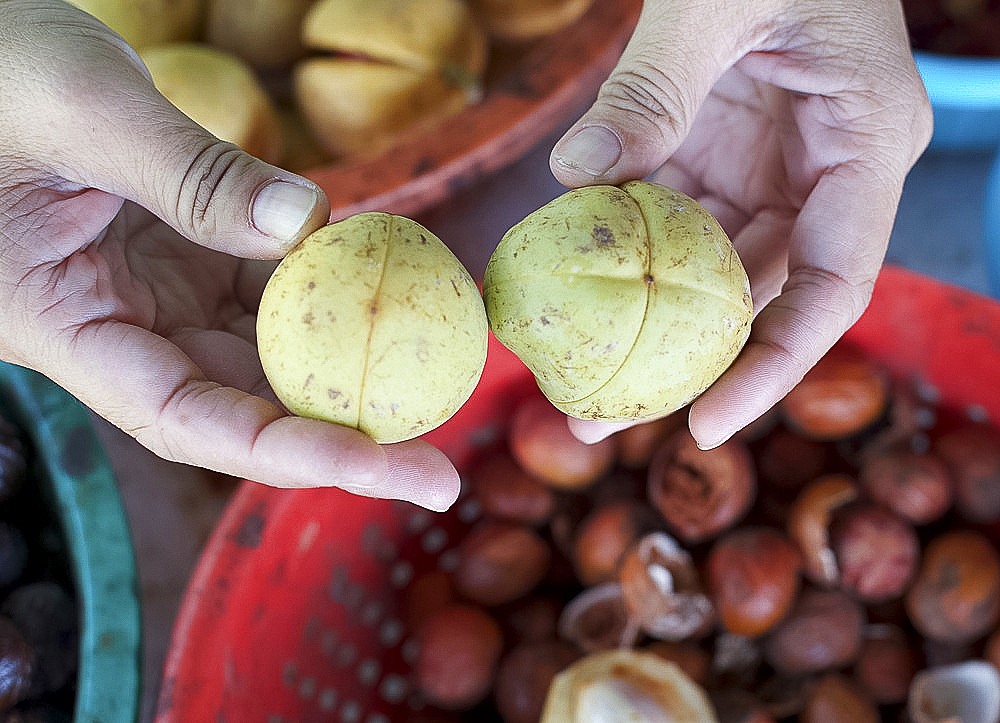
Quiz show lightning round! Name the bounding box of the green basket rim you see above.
[0,362,141,722]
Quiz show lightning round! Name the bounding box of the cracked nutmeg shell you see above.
[256,212,488,443]
[482,181,752,422]
[540,649,718,723]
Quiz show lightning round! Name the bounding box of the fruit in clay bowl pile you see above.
[205,0,316,69]
[70,0,623,178]
[67,0,202,49]
[482,181,753,422]
[255,211,488,443]
[140,43,284,165]
[293,0,488,158]
[468,0,596,42]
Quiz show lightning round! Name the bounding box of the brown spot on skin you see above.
[307,281,315,290]
[593,225,616,247]
[303,311,315,325]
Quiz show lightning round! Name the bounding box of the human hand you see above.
[0,0,459,511]
[549,0,933,448]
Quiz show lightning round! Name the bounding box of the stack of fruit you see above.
[66,0,596,171]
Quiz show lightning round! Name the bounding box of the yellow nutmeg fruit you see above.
[141,43,283,165]
[257,212,488,443]
[294,0,487,158]
[483,181,752,422]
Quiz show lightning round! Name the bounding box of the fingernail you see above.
[251,179,321,241]
[694,433,726,451]
[554,125,623,176]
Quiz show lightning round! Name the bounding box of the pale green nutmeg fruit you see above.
[483,181,752,422]
[256,212,488,443]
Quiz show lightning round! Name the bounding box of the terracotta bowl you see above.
[301,0,642,222]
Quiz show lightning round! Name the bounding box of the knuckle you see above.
[800,265,875,330]
[600,60,692,139]
[174,141,247,238]
[912,91,935,156]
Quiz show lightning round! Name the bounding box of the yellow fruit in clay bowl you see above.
[68,0,202,50]
[256,213,488,444]
[293,0,488,158]
[141,43,284,165]
[470,0,596,42]
[205,0,316,69]
[483,181,752,422]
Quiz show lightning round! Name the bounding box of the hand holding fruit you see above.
[550,0,934,448]
[0,0,461,510]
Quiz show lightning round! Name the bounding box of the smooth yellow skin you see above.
[68,0,202,49]
[141,43,283,164]
[295,0,487,158]
[483,181,752,421]
[293,61,469,158]
[257,213,488,443]
[302,0,488,76]
[205,0,314,69]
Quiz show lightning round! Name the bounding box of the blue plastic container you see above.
[985,147,1000,297]
[914,50,1000,150]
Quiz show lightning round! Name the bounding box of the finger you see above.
[4,1,329,259]
[567,417,638,444]
[726,207,796,314]
[60,320,460,510]
[167,327,276,401]
[688,159,898,449]
[549,0,759,187]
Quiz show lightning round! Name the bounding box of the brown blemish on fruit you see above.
[593,225,615,247]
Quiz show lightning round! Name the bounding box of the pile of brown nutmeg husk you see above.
[400,341,1000,723]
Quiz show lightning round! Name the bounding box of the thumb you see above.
[5,0,329,259]
[550,0,757,187]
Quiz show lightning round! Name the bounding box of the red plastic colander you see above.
[154,265,1000,722]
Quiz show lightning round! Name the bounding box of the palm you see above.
[654,67,829,309]
[4,191,276,447]
[109,203,273,391]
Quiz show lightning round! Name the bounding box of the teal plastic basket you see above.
[0,362,142,722]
